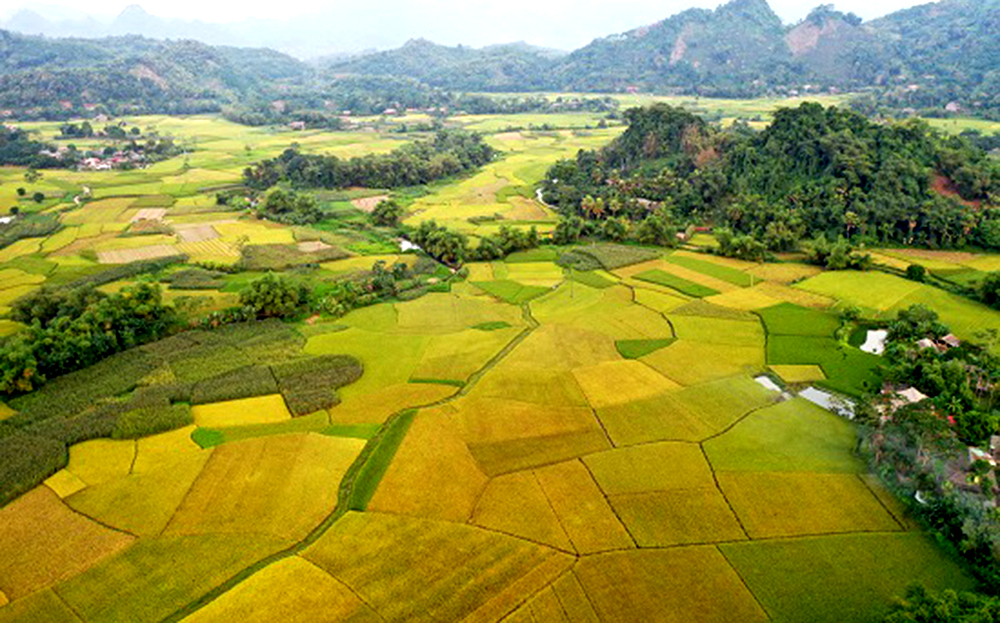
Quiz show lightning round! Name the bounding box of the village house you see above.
[289,121,306,131]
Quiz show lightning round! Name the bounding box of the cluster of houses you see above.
[77,151,147,171]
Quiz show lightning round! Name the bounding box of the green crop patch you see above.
[705,398,862,473]
[570,270,617,289]
[720,533,976,623]
[757,303,840,337]
[349,409,417,511]
[321,422,381,439]
[408,378,466,387]
[615,338,677,359]
[767,336,880,397]
[634,270,719,298]
[471,321,512,331]
[192,411,331,448]
[665,255,753,287]
[505,247,560,263]
[472,279,550,304]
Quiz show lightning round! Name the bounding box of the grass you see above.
[634,269,719,297]
[614,338,677,359]
[665,254,754,286]
[472,279,551,304]
[720,533,976,623]
[349,409,417,511]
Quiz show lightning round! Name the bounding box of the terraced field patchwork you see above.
[54,534,290,623]
[533,460,634,554]
[575,548,768,623]
[583,442,713,495]
[720,533,975,623]
[609,489,746,546]
[302,511,574,622]
[183,556,381,623]
[165,434,365,540]
[0,487,134,601]
[471,471,574,552]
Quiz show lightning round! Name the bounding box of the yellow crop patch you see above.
[575,548,769,623]
[471,471,574,552]
[705,287,781,310]
[133,425,203,472]
[641,341,764,386]
[166,434,365,540]
[66,439,136,487]
[609,489,747,546]
[67,451,212,536]
[302,511,574,623]
[0,589,80,623]
[534,460,634,555]
[718,472,902,538]
[770,364,826,383]
[668,314,764,347]
[583,442,713,494]
[183,557,381,623]
[331,382,456,425]
[191,394,291,428]
[572,360,682,408]
[43,470,88,498]
[0,487,133,601]
[368,407,488,522]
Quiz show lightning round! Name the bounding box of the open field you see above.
[1,106,997,621]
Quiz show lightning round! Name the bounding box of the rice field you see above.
[1,109,996,622]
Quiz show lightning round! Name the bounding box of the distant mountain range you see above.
[0,0,996,120]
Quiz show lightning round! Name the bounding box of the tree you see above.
[239,273,306,319]
[884,584,1000,622]
[16,188,25,197]
[31,192,44,203]
[257,190,323,225]
[23,169,41,184]
[981,272,1000,309]
[906,264,927,283]
[371,199,405,227]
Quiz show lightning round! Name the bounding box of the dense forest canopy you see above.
[243,129,497,190]
[543,103,1000,251]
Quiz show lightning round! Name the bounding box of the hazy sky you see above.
[5,0,932,50]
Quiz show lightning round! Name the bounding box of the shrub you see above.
[191,365,278,404]
[113,404,193,439]
[239,273,308,319]
[272,355,363,416]
[0,433,67,506]
[906,264,928,283]
[165,268,227,290]
[371,199,405,226]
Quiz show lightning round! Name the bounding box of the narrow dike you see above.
[166,299,543,621]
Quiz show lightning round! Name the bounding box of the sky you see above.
[4,0,932,50]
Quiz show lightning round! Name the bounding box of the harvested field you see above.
[351,194,390,213]
[96,244,178,264]
[175,224,221,243]
[130,208,167,222]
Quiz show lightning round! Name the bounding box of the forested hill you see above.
[543,103,1000,253]
[327,0,998,117]
[0,29,312,117]
[324,39,562,91]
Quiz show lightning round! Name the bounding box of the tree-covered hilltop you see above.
[543,103,999,252]
[243,129,497,190]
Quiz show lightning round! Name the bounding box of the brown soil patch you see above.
[131,208,167,222]
[0,487,134,600]
[883,247,979,264]
[297,240,332,253]
[97,244,178,264]
[933,174,980,209]
[176,225,220,243]
[51,232,117,257]
[351,195,390,213]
